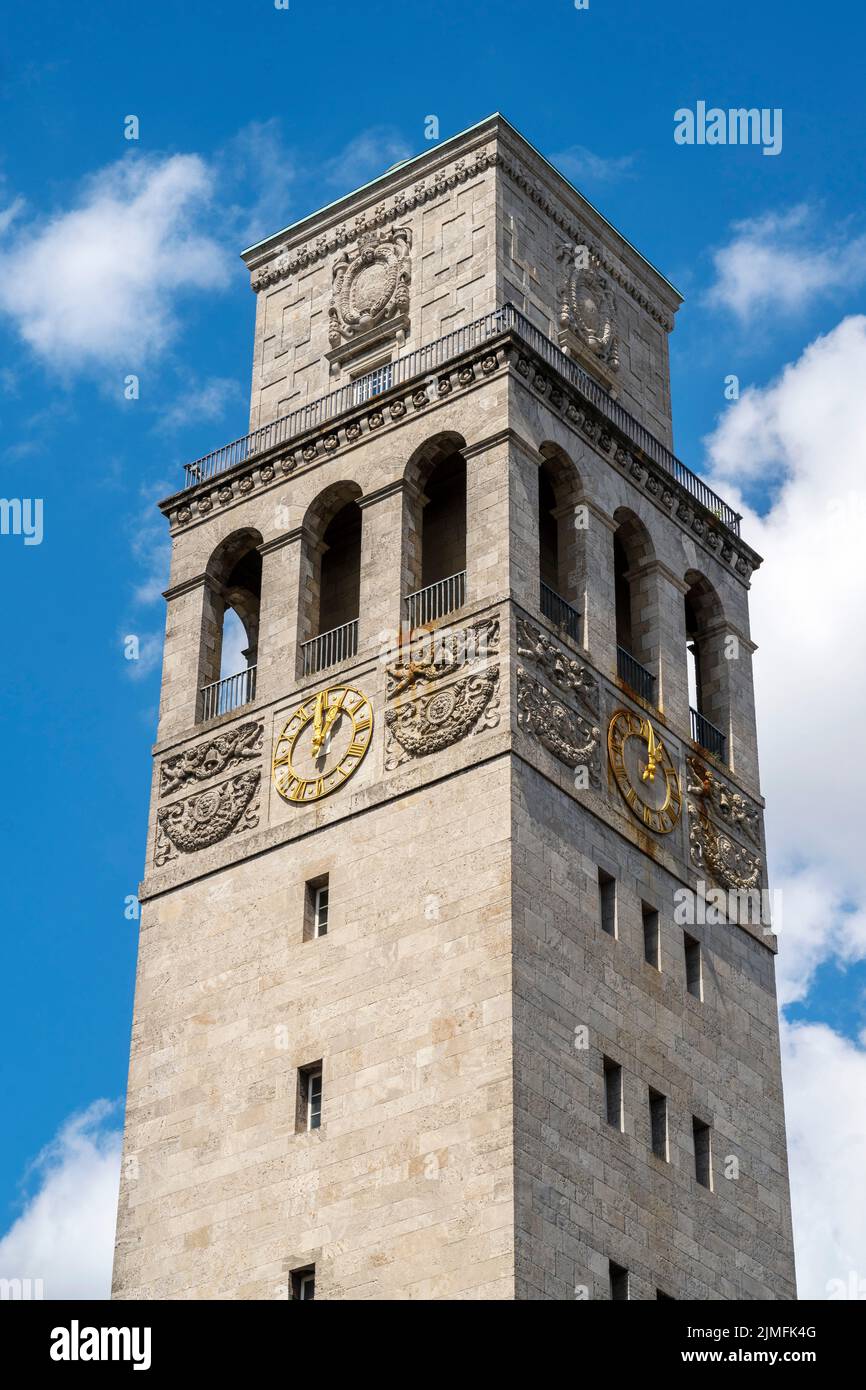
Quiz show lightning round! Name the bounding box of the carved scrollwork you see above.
[159,723,263,799]
[515,616,599,716]
[688,807,762,892]
[155,771,260,865]
[328,226,412,349]
[384,668,500,768]
[516,668,601,785]
[385,616,500,698]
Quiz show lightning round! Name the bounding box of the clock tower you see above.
[113,115,796,1300]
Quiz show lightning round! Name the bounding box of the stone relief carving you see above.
[557,246,619,373]
[516,668,601,785]
[515,616,599,717]
[385,668,500,769]
[155,771,260,867]
[159,723,263,799]
[328,226,411,350]
[385,616,500,699]
[688,808,763,893]
[686,756,762,847]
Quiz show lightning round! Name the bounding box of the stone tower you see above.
[112,115,796,1301]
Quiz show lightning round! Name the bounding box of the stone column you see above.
[581,500,618,674]
[651,561,690,730]
[157,573,222,742]
[255,528,304,700]
[357,480,410,655]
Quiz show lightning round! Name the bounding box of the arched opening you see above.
[684,571,728,761]
[404,433,467,628]
[538,445,583,644]
[299,482,363,676]
[612,510,657,703]
[199,529,263,720]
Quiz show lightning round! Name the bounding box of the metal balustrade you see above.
[690,706,727,761]
[405,571,466,629]
[177,304,742,536]
[540,582,581,644]
[617,645,656,703]
[301,619,358,677]
[200,665,257,722]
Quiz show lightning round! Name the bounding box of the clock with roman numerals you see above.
[607,708,682,835]
[272,685,373,804]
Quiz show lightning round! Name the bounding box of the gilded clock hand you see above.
[311,690,328,757]
[641,724,664,783]
[320,689,345,748]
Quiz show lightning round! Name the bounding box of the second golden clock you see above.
[273,685,373,805]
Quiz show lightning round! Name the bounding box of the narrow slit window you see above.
[649,1088,669,1161]
[609,1261,629,1301]
[290,1265,316,1300]
[642,904,660,969]
[604,1056,623,1131]
[297,1063,323,1133]
[693,1116,713,1189]
[598,868,617,938]
[304,875,329,941]
[684,933,703,1000]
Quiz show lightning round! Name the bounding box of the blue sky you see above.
[1,0,866,1298]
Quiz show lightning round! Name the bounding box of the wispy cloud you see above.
[322,126,413,190]
[218,118,297,247]
[552,143,635,187]
[704,205,866,322]
[0,1101,122,1299]
[155,375,242,435]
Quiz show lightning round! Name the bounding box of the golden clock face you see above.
[273,685,373,804]
[607,708,682,834]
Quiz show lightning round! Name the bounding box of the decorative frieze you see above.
[688,807,762,892]
[686,757,761,847]
[556,245,620,387]
[515,616,599,717]
[384,668,500,769]
[385,616,500,698]
[159,723,263,799]
[516,667,601,785]
[155,771,261,867]
[327,227,411,362]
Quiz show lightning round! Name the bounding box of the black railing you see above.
[199,665,257,722]
[301,619,358,677]
[540,582,581,644]
[617,646,656,703]
[176,304,741,536]
[405,571,466,629]
[690,706,727,761]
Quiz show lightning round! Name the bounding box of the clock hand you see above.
[311,690,328,757]
[320,689,345,746]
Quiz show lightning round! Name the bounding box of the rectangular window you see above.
[604,1056,623,1131]
[297,1062,323,1133]
[609,1261,629,1301]
[304,875,329,941]
[693,1117,713,1189]
[290,1265,316,1300]
[642,903,660,969]
[598,868,617,938]
[684,933,703,999]
[649,1088,669,1161]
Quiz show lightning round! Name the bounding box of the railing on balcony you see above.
[690,706,727,761]
[200,664,257,722]
[540,582,581,644]
[617,646,656,703]
[405,571,466,629]
[178,304,741,535]
[353,363,393,404]
[301,619,358,677]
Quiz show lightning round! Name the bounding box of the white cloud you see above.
[703,315,866,1292]
[0,195,25,235]
[782,1022,866,1298]
[218,118,296,246]
[0,155,229,370]
[552,144,635,186]
[156,376,242,434]
[0,1101,122,1299]
[323,126,412,190]
[704,205,866,321]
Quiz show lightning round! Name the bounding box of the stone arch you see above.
[538,442,585,642]
[298,481,363,671]
[684,568,730,752]
[402,431,468,624]
[612,507,658,696]
[198,527,264,719]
